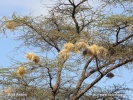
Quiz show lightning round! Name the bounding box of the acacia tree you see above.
[0,0,133,100]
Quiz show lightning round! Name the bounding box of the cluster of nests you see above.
[16,53,40,76]
[58,39,108,61]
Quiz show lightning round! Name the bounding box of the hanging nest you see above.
[106,72,114,78]
[88,44,101,55]
[82,44,108,57]
[3,87,12,94]
[16,66,26,76]
[33,56,40,64]
[75,41,88,52]
[64,42,75,52]
[58,49,70,61]
[5,21,15,30]
[25,52,35,61]
[83,47,91,56]
[25,52,40,64]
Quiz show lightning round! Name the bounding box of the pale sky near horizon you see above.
[0,0,51,16]
[0,0,133,99]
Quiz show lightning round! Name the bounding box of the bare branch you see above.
[72,57,94,96]
[70,0,87,34]
[116,27,120,44]
[71,5,80,34]
[53,62,64,93]
[113,33,133,46]
[47,68,53,90]
[75,58,133,100]
[68,0,75,5]
[85,59,115,78]
[76,0,87,7]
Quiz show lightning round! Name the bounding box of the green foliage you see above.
[98,15,133,28]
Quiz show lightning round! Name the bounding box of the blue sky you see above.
[0,0,54,67]
[0,0,49,16]
[0,0,133,99]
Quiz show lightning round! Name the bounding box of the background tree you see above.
[0,0,133,100]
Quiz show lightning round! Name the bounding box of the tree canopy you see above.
[0,0,133,100]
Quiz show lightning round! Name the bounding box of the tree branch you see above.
[23,22,60,52]
[76,0,87,7]
[68,0,74,5]
[75,58,133,100]
[72,57,94,97]
[71,5,80,34]
[116,27,120,44]
[95,57,103,76]
[113,33,133,46]
[85,59,115,78]
[47,68,53,90]
[53,62,64,93]
[80,20,94,32]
